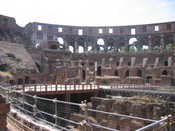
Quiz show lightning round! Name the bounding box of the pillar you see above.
[63,40,69,51]
[74,40,78,53]
[0,95,10,130]
[160,34,164,49]
[148,35,152,50]
[124,37,129,52]
[84,41,88,53]
[93,38,97,53]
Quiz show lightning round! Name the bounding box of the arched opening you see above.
[88,46,93,52]
[114,70,118,76]
[129,38,137,52]
[99,47,104,51]
[78,46,84,53]
[162,70,168,76]
[17,79,23,85]
[128,61,131,66]
[125,70,129,77]
[82,70,86,81]
[97,66,102,76]
[146,76,152,83]
[35,62,41,72]
[97,38,105,46]
[142,45,149,50]
[35,43,40,48]
[137,69,142,77]
[69,46,74,53]
[116,61,119,66]
[25,76,30,84]
[164,61,168,66]
[57,37,64,45]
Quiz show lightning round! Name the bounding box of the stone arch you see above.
[137,69,142,77]
[25,76,30,84]
[146,76,152,83]
[35,62,41,72]
[125,70,129,77]
[87,46,93,52]
[129,37,138,52]
[69,46,74,53]
[162,70,168,76]
[164,61,168,66]
[152,35,161,50]
[114,70,118,76]
[97,66,102,76]
[82,70,86,81]
[57,37,64,45]
[78,46,84,53]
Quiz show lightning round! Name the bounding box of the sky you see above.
[0,0,175,27]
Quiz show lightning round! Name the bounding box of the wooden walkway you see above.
[17,84,99,95]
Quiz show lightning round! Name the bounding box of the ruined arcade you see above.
[1,13,175,131]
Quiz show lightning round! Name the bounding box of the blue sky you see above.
[0,0,175,27]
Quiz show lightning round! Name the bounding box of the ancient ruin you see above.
[0,14,175,130]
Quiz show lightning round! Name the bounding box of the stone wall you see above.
[0,95,10,130]
[39,47,175,85]
[0,15,31,44]
[71,96,174,130]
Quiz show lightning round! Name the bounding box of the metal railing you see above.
[110,84,175,90]
[0,85,172,131]
[14,84,99,93]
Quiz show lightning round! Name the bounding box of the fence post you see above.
[53,98,58,126]
[33,95,38,119]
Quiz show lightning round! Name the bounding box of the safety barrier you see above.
[0,85,173,131]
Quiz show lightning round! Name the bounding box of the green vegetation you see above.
[165,43,173,50]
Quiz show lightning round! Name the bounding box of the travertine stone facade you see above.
[41,46,175,85]
[25,21,175,53]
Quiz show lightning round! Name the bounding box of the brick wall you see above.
[0,95,10,130]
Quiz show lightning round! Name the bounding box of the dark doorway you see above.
[82,70,86,81]
[137,69,142,77]
[114,70,118,76]
[125,70,129,77]
[162,70,168,76]
[164,61,168,66]
[25,76,30,84]
[97,66,102,76]
[146,76,152,83]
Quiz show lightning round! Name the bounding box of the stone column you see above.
[160,34,165,49]
[124,37,129,52]
[148,35,152,50]
[0,95,10,130]
[84,41,88,53]
[63,39,69,51]
[92,38,97,53]
[74,40,78,53]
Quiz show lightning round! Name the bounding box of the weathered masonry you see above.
[25,21,175,53]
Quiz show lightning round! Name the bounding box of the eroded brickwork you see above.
[0,95,10,130]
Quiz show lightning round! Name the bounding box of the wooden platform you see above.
[18,84,99,95]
